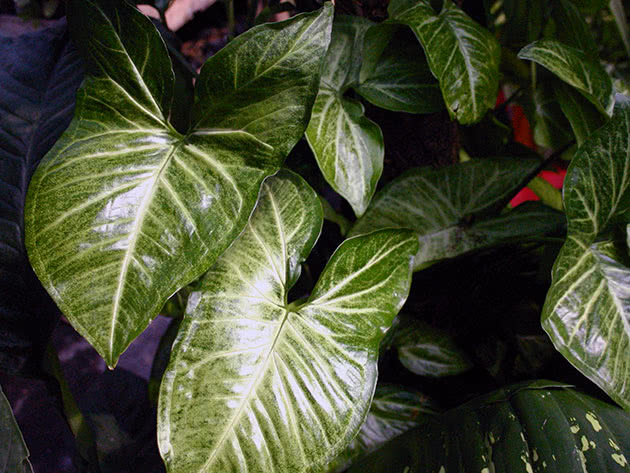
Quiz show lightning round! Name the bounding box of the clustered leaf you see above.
[0,387,33,473]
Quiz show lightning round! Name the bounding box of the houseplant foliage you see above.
[2,0,630,471]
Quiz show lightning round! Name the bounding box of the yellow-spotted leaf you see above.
[388,0,500,124]
[24,0,333,367]
[158,170,418,473]
[542,96,630,411]
[306,16,384,217]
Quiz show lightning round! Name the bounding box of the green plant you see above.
[2,0,630,471]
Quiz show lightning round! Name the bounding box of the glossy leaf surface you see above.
[349,160,565,270]
[355,27,442,114]
[25,0,332,367]
[388,0,501,124]
[306,16,384,217]
[158,170,418,473]
[0,386,32,473]
[348,381,630,472]
[542,97,630,411]
[0,19,83,374]
[554,81,606,146]
[325,385,439,473]
[519,39,615,116]
[394,315,473,377]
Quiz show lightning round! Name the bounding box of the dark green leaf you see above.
[325,385,439,473]
[554,81,606,146]
[158,170,418,472]
[542,96,630,411]
[348,381,630,472]
[0,386,32,473]
[394,315,473,377]
[551,0,598,56]
[25,0,333,367]
[532,81,574,149]
[306,16,384,217]
[389,0,501,124]
[519,39,615,116]
[0,19,83,374]
[355,28,443,114]
[349,160,565,270]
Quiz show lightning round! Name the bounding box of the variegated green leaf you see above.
[394,315,473,377]
[388,0,501,124]
[348,381,630,473]
[519,39,615,117]
[325,385,439,473]
[306,16,384,217]
[355,28,443,114]
[25,0,333,367]
[542,96,630,411]
[0,386,32,473]
[349,160,565,270]
[554,81,606,146]
[158,170,418,473]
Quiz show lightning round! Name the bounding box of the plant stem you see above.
[165,41,199,80]
[227,0,236,40]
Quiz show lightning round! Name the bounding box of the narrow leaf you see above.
[0,387,32,473]
[25,0,333,367]
[158,170,418,473]
[542,96,630,411]
[349,160,565,270]
[355,28,443,114]
[0,19,83,374]
[389,0,501,124]
[518,39,615,116]
[306,16,384,217]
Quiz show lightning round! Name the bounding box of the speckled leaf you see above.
[349,160,566,270]
[306,16,384,217]
[325,385,439,473]
[518,39,615,116]
[394,315,473,377]
[24,0,333,367]
[388,0,501,124]
[0,19,82,375]
[158,170,418,473]
[348,381,630,473]
[355,28,443,114]
[542,96,630,411]
[0,386,32,473]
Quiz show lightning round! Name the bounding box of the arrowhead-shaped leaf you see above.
[542,96,630,411]
[388,0,501,124]
[24,0,333,367]
[0,19,83,374]
[325,385,439,473]
[158,170,418,473]
[394,315,473,377]
[349,160,565,270]
[518,39,615,117]
[355,27,443,114]
[306,16,384,217]
[0,387,32,473]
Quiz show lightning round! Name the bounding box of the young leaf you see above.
[388,0,501,124]
[158,170,418,473]
[325,385,439,473]
[306,16,384,217]
[355,28,443,114]
[394,315,473,377]
[25,0,333,367]
[0,387,32,473]
[0,19,83,375]
[542,96,630,411]
[348,381,630,473]
[518,39,615,116]
[349,160,565,270]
